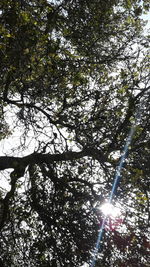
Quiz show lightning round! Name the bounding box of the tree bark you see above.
[0,148,106,172]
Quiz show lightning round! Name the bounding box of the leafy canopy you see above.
[0,0,150,266]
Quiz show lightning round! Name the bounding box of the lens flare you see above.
[100,202,121,218]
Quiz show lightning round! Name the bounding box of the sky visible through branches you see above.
[0,1,150,266]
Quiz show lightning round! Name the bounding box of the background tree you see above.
[0,0,150,266]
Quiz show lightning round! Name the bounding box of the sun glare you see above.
[100,203,121,218]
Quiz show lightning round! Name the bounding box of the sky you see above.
[142,12,150,32]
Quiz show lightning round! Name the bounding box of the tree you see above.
[0,0,150,266]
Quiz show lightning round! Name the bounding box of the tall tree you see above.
[0,0,150,266]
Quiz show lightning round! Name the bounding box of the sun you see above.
[100,202,121,218]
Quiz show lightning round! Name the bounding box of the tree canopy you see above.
[0,0,150,266]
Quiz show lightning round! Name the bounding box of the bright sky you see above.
[142,11,150,32]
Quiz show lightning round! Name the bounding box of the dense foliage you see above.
[0,0,150,266]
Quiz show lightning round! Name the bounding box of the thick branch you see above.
[0,171,18,231]
[0,156,23,170]
[0,148,106,173]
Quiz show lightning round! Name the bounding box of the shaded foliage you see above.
[0,0,150,266]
